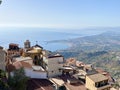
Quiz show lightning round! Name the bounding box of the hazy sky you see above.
[0,0,120,29]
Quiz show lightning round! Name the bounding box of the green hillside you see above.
[54,31,120,81]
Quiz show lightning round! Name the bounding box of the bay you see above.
[0,27,109,51]
[0,27,81,51]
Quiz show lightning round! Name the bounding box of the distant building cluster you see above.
[0,40,117,90]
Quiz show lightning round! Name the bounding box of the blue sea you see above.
[0,27,108,51]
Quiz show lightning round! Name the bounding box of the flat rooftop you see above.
[87,73,108,82]
[59,75,86,90]
[14,57,32,61]
[49,78,64,86]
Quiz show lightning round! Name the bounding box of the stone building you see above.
[23,44,43,66]
[7,43,22,57]
[24,40,31,49]
[86,73,111,90]
[44,54,64,78]
[0,46,6,71]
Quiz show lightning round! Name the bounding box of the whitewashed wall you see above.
[11,68,47,79]
[25,68,47,79]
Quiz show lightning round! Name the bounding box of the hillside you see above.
[53,31,120,80]
[51,31,120,52]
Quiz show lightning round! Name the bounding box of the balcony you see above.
[95,84,111,90]
[58,62,64,64]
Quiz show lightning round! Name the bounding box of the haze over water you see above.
[0,27,113,51]
[0,0,120,51]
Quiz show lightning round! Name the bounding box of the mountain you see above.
[51,31,120,52]
[53,31,120,80]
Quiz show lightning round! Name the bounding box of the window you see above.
[59,69,61,72]
[52,71,54,73]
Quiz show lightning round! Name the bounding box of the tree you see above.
[8,67,29,90]
[0,79,9,90]
[0,69,9,90]
[0,69,6,78]
[59,85,66,90]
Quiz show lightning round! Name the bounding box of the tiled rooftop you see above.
[65,83,86,90]
[59,75,86,90]
[26,79,53,90]
[7,61,32,72]
[96,68,114,82]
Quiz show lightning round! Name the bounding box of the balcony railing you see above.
[95,83,109,88]
[95,83,111,90]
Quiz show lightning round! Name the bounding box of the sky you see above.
[0,0,120,29]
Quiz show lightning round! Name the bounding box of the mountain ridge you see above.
[50,31,120,52]
[53,31,120,81]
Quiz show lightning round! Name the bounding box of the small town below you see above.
[0,0,120,90]
[0,40,119,90]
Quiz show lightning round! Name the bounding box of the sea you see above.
[0,27,108,51]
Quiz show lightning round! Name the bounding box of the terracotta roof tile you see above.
[7,61,32,72]
[26,79,53,90]
[20,61,32,68]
